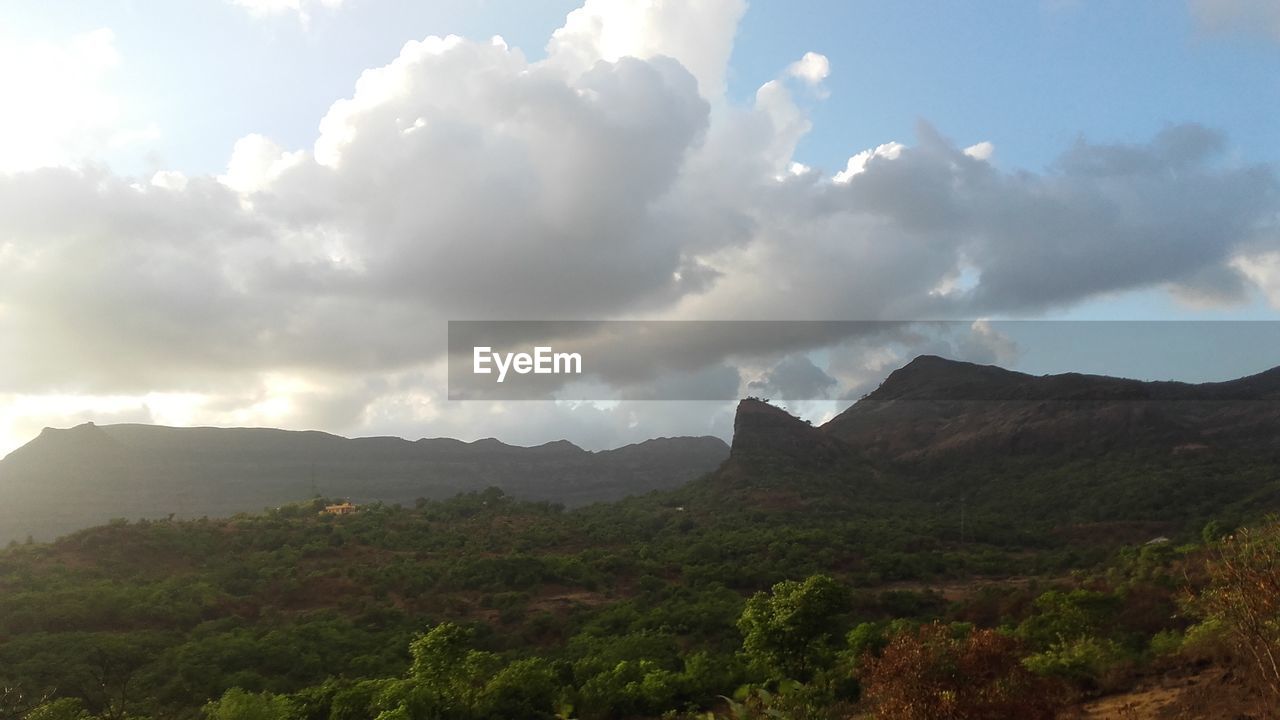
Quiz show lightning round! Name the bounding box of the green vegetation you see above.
[0,473,1277,720]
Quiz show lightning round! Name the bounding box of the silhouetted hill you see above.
[714,356,1280,530]
[823,355,1280,461]
[729,398,845,465]
[0,424,728,542]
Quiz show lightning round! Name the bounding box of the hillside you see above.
[0,423,728,542]
[823,355,1280,460]
[725,356,1280,527]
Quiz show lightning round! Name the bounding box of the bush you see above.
[860,623,1064,720]
[1021,636,1129,689]
[1190,521,1280,703]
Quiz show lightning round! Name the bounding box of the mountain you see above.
[718,356,1280,532]
[824,355,1280,461]
[0,424,728,542]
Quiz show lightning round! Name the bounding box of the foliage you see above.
[1190,520,1280,703]
[0,478,1271,718]
[860,623,1065,720]
[737,575,848,682]
[1021,636,1128,687]
[203,689,296,720]
[23,699,88,720]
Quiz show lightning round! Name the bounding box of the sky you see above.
[0,0,1278,455]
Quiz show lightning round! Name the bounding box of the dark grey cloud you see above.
[747,355,837,401]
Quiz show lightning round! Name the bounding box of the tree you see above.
[475,658,557,719]
[203,688,296,720]
[737,574,848,681]
[25,698,90,720]
[1192,520,1280,703]
[0,686,48,720]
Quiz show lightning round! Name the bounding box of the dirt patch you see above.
[879,574,1072,603]
[527,590,609,614]
[1063,668,1268,719]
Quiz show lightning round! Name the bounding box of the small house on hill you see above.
[323,502,358,516]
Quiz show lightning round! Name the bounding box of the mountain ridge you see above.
[0,423,729,542]
[711,354,1280,532]
[820,355,1280,461]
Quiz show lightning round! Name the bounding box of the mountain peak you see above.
[4,421,122,466]
[822,355,1280,461]
[728,398,844,468]
[863,355,1027,403]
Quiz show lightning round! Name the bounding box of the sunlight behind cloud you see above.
[0,29,124,173]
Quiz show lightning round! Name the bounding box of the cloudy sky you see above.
[1,0,1278,454]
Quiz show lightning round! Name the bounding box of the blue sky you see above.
[4,1,1278,176]
[739,2,1280,173]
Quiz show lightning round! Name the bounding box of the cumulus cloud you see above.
[220,134,306,195]
[547,0,747,98]
[833,142,905,182]
[963,141,994,161]
[786,51,831,86]
[1,1,1279,454]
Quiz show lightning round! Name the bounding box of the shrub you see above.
[1021,636,1129,689]
[1190,521,1280,703]
[860,623,1064,720]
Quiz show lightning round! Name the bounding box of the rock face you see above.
[730,398,844,465]
[0,425,729,542]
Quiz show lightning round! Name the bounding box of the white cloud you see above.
[546,0,748,98]
[786,51,831,86]
[963,141,995,160]
[220,134,306,194]
[834,142,905,182]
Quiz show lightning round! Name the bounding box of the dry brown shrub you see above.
[1194,520,1280,705]
[859,622,1066,720]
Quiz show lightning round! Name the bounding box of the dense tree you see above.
[737,574,848,682]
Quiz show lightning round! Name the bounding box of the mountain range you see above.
[6,354,1280,544]
[0,424,728,542]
